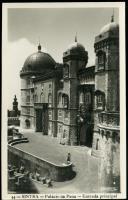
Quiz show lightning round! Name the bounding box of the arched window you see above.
[95,90,105,110]
[62,94,69,109]
[48,93,52,107]
[63,64,69,78]
[79,92,84,104]
[97,50,106,70]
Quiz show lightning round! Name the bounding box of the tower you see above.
[20,44,56,130]
[92,15,120,190]
[13,95,18,112]
[62,36,88,145]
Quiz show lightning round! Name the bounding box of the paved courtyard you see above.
[14,131,101,193]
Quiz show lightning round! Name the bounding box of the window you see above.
[63,64,69,78]
[79,92,84,104]
[62,94,69,109]
[97,50,106,70]
[95,90,105,110]
[97,95,103,108]
[85,92,91,104]
[48,93,52,107]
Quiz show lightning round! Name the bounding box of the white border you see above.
[2,2,126,199]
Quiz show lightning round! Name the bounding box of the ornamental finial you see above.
[38,37,41,52]
[111,8,114,22]
[75,32,77,42]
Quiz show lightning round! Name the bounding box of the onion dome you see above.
[67,35,85,53]
[20,44,56,77]
[100,15,119,34]
[63,35,88,67]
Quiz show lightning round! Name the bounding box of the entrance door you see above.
[36,108,48,134]
[36,109,42,132]
[79,124,93,147]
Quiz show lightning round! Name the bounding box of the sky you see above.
[5,6,119,109]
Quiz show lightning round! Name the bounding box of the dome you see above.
[22,44,56,73]
[100,22,119,34]
[67,36,85,53]
[68,41,85,52]
[100,16,119,34]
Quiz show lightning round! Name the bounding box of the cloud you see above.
[3,38,42,110]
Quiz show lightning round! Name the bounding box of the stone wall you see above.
[8,145,73,182]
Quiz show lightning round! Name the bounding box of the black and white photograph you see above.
[2,2,126,199]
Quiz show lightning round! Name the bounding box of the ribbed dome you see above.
[100,22,119,34]
[22,44,56,73]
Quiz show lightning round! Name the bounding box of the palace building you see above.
[20,16,120,157]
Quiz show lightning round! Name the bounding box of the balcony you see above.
[98,112,120,127]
